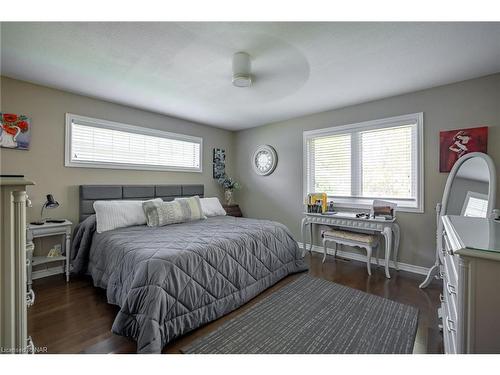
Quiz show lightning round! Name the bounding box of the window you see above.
[304,113,423,212]
[461,191,489,218]
[65,114,202,172]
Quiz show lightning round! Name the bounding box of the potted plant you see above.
[217,175,241,205]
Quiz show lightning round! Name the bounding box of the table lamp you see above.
[30,194,63,225]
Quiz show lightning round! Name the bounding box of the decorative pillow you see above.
[143,196,206,227]
[93,198,162,233]
[199,197,227,217]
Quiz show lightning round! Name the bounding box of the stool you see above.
[322,229,381,277]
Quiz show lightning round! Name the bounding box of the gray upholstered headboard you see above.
[79,184,204,222]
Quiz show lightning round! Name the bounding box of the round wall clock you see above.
[252,145,278,176]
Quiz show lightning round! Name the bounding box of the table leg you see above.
[301,218,308,257]
[65,232,71,282]
[393,223,400,271]
[309,222,314,253]
[382,227,392,279]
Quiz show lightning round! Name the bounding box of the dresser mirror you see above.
[442,152,496,218]
[420,152,497,288]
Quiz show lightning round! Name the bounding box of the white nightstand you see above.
[27,220,73,283]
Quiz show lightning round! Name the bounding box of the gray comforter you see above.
[71,215,307,353]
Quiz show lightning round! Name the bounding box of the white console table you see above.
[301,212,400,278]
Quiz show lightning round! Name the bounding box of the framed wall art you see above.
[439,126,488,172]
[213,148,226,178]
[0,113,31,150]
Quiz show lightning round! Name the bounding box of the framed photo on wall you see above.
[439,126,488,172]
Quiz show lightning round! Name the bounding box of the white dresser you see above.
[0,177,35,354]
[440,215,500,353]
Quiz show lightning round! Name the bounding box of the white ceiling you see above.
[2,22,500,130]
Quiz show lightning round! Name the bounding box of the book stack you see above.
[306,193,327,213]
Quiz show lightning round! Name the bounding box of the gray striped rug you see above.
[181,274,418,354]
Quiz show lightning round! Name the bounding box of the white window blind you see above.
[304,113,423,212]
[360,125,414,199]
[65,114,202,172]
[308,133,351,196]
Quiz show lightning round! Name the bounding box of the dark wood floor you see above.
[28,252,443,354]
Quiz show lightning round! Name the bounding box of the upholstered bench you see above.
[322,229,381,276]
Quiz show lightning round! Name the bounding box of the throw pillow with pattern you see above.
[143,196,206,227]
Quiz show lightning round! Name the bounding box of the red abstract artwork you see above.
[439,126,488,172]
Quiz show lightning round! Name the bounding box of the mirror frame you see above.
[440,152,497,217]
[421,152,497,289]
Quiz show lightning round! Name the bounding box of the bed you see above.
[71,184,307,353]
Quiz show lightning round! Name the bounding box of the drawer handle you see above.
[446,282,457,295]
[446,317,456,332]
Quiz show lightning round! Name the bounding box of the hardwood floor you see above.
[28,252,443,354]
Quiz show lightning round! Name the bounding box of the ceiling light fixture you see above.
[232,51,252,88]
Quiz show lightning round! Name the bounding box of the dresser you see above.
[0,177,35,354]
[440,215,500,353]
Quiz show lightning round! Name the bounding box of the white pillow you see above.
[93,199,162,233]
[199,197,227,217]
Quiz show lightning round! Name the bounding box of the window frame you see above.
[64,113,203,173]
[303,113,424,213]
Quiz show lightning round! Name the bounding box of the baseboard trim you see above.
[297,242,429,276]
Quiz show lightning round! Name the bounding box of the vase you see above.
[224,189,233,205]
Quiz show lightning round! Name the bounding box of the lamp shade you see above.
[45,194,59,209]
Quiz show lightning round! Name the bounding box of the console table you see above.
[301,212,400,278]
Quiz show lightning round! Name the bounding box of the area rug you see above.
[181,274,418,354]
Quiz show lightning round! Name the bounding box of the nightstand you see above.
[27,220,72,283]
[223,204,243,217]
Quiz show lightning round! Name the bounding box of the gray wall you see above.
[0,77,235,224]
[234,74,500,268]
[2,74,500,268]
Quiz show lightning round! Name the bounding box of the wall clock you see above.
[252,145,278,176]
